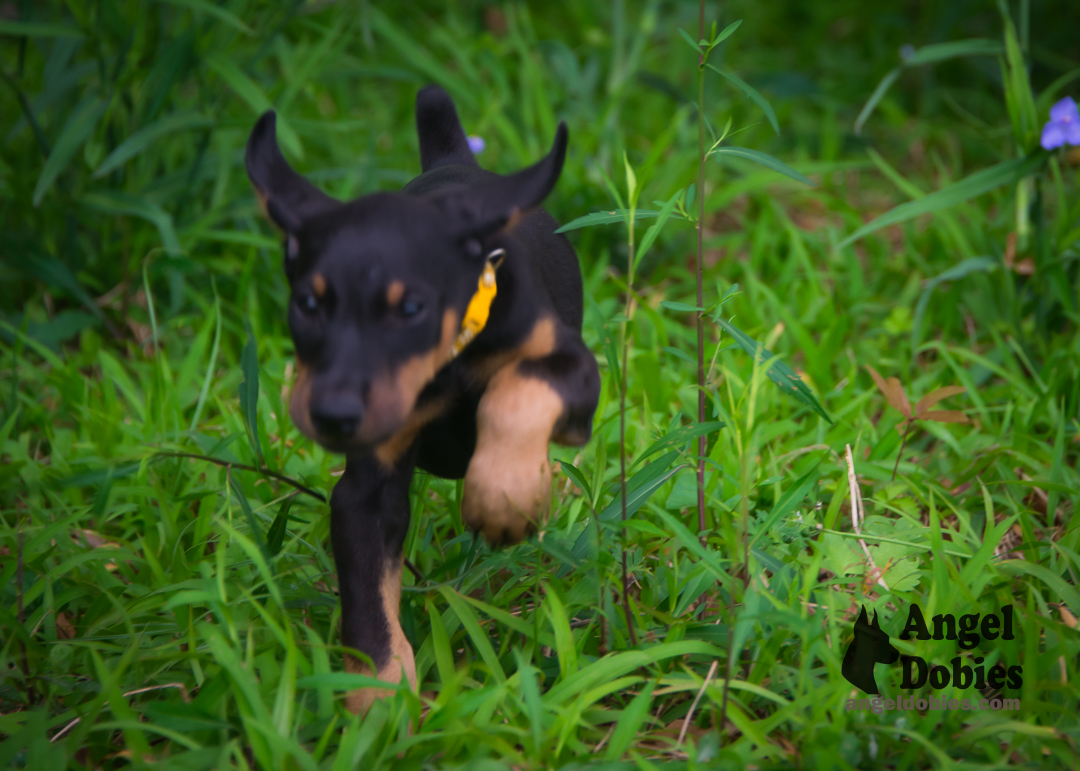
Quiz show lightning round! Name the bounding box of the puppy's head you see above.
[245,110,567,454]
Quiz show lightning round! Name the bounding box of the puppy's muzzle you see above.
[310,390,366,440]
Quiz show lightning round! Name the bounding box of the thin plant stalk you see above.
[892,421,911,482]
[618,160,639,649]
[701,1,733,744]
[695,0,708,540]
[719,620,735,747]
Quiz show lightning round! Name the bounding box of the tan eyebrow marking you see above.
[312,273,327,298]
[386,280,405,306]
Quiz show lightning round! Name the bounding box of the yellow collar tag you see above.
[450,251,502,359]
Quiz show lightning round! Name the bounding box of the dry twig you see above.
[677,659,719,746]
[845,444,889,592]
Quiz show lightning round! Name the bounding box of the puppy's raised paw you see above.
[462,368,561,544]
[462,453,551,544]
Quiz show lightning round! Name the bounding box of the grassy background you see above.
[2,1,1079,768]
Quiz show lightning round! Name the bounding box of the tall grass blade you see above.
[707,65,779,135]
[32,95,105,205]
[710,146,815,186]
[837,154,1044,250]
[714,317,832,422]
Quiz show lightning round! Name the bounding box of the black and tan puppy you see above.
[245,85,600,713]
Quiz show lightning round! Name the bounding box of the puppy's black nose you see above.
[310,395,363,439]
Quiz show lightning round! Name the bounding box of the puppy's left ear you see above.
[441,122,568,244]
[246,111,336,233]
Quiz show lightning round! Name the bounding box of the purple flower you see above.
[467,135,485,154]
[1041,96,1080,150]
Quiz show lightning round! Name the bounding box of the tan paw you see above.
[343,559,418,715]
[463,368,562,545]
[343,644,416,715]
[463,451,551,544]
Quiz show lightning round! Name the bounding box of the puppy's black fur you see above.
[246,85,599,712]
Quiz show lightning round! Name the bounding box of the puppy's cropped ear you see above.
[416,85,479,172]
[246,111,335,233]
[440,121,568,244]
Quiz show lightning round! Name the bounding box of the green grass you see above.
[2,1,1080,768]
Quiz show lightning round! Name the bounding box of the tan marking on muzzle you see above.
[287,362,316,441]
[255,189,270,220]
[374,395,450,469]
[360,309,459,445]
[344,558,417,715]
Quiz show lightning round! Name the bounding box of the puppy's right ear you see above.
[246,111,335,234]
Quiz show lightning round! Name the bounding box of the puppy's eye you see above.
[401,299,423,318]
[297,294,319,315]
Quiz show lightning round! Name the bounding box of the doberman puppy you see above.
[245,85,600,713]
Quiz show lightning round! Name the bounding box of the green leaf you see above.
[555,208,671,234]
[598,453,683,522]
[866,147,925,199]
[239,320,264,466]
[513,650,544,756]
[855,40,1002,135]
[854,67,901,136]
[635,189,683,268]
[904,38,1003,65]
[710,146,815,187]
[623,153,637,208]
[437,586,506,683]
[911,257,998,355]
[153,0,253,35]
[997,560,1080,614]
[605,680,657,760]
[706,65,779,135]
[596,314,621,390]
[19,254,105,321]
[664,346,696,364]
[227,475,269,559]
[1035,67,1080,116]
[94,112,213,178]
[559,462,593,502]
[711,19,743,46]
[206,53,302,159]
[295,673,408,692]
[82,191,182,255]
[705,281,742,314]
[653,509,730,582]
[189,283,222,432]
[659,300,705,312]
[634,421,726,470]
[542,641,722,706]
[1001,16,1039,149]
[677,27,702,55]
[332,710,386,771]
[266,496,292,556]
[0,20,84,38]
[33,95,106,206]
[621,518,670,537]
[714,317,832,423]
[367,7,475,109]
[749,462,821,547]
[426,597,456,688]
[836,153,1044,250]
[538,586,576,686]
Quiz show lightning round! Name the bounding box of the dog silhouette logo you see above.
[842,607,900,694]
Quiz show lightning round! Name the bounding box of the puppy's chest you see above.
[409,310,557,416]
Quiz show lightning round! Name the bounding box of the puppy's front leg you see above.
[330,450,418,714]
[463,324,600,544]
